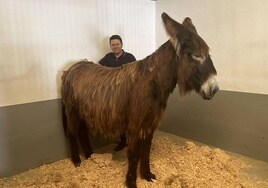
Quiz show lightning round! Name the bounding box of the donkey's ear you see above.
[182,17,198,34]
[162,13,181,39]
[162,12,188,55]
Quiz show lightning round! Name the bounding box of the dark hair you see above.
[109,35,122,44]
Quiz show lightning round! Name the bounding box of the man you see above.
[99,35,136,151]
[99,35,136,67]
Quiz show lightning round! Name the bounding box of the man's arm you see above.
[98,57,105,66]
[99,54,109,66]
[129,54,136,62]
[126,53,136,63]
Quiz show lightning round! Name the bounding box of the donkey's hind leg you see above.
[140,132,156,181]
[66,111,82,167]
[69,132,81,166]
[78,122,93,159]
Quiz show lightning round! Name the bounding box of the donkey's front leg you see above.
[126,140,141,188]
[140,133,156,181]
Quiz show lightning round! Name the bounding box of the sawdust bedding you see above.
[0,137,267,188]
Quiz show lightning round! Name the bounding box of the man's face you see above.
[110,39,123,55]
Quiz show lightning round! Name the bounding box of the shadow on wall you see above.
[56,59,79,99]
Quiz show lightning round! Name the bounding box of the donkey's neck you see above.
[155,41,178,86]
[139,41,179,107]
[140,41,178,74]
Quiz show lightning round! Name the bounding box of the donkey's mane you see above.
[62,40,178,138]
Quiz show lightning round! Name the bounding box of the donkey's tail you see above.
[61,102,68,137]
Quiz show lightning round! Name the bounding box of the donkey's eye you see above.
[192,54,202,58]
[191,54,206,63]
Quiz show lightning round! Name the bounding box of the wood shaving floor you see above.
[0,131,267,188]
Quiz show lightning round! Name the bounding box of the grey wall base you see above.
[159,90,268,162]
[0,90,267,177]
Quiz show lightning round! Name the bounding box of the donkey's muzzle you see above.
[200,75,219,100]
[202,85,219,100]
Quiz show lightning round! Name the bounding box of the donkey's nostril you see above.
[213,86,219,95]
[203,86,219,100]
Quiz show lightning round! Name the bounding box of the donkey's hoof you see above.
[85,151,93,159]
[72,157,81,167]
[74,162,81,167]
[141,172,156,182]
[126,181,137,188]
[126,173,137,188]
[74,160,81,167]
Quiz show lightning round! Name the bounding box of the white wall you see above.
[156,0,268,95]
[2,0,268,107]
[0,0,155,107]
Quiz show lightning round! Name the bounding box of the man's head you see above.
[109,35,123,56]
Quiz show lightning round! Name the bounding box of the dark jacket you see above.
[99,50,136,67]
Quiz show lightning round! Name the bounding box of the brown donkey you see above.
[61,12,219,188]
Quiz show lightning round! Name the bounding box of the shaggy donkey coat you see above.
[61,13,219,188]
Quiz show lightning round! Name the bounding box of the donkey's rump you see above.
[62,61,138,137]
